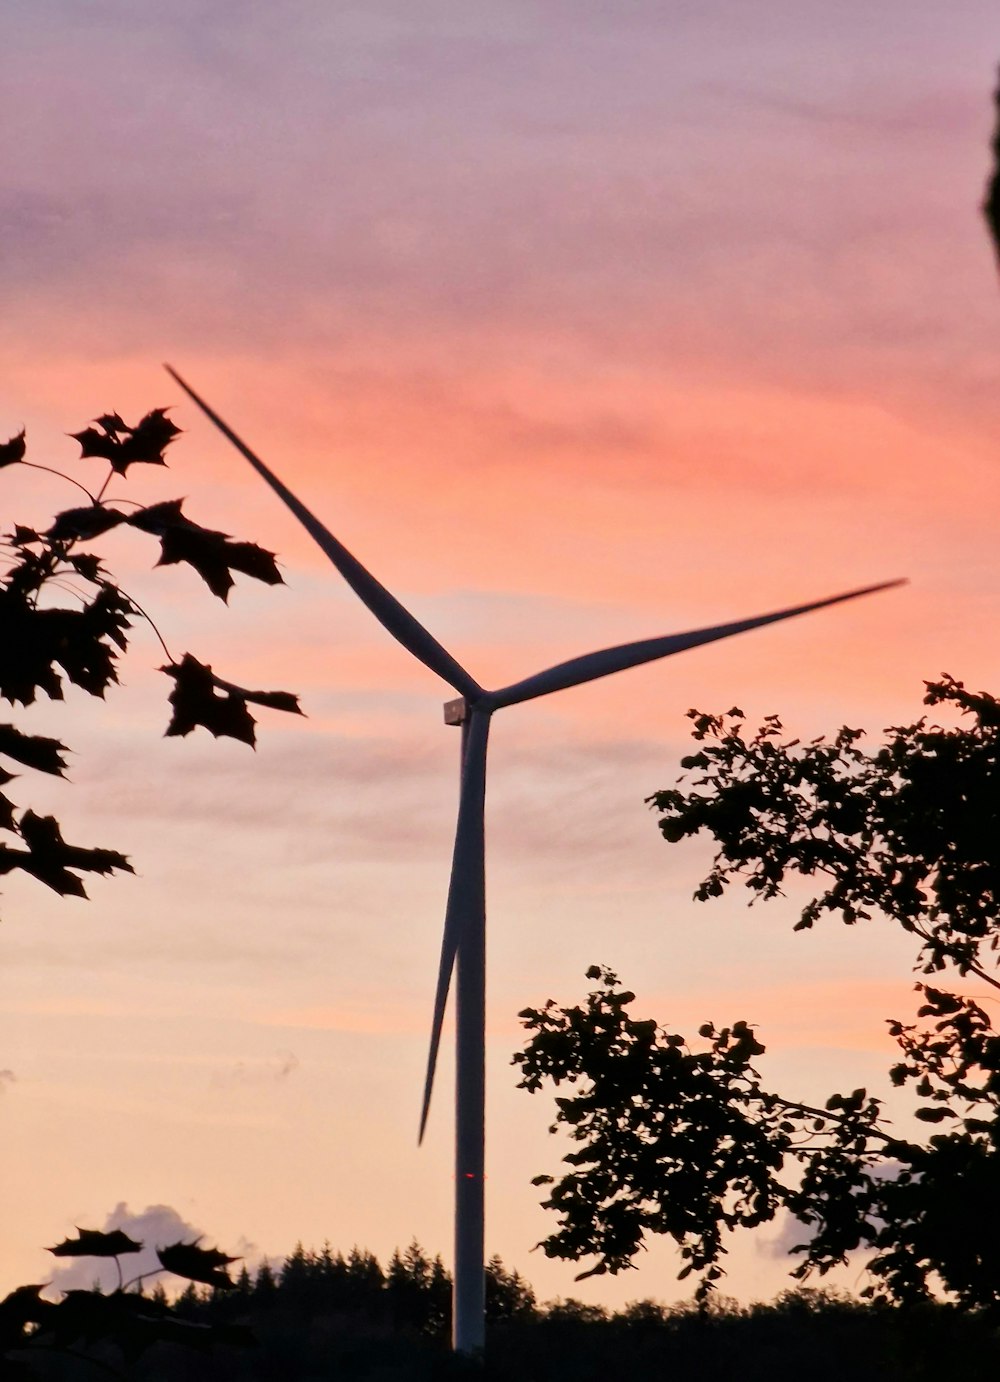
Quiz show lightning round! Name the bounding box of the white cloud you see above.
[757,1160,909,1262]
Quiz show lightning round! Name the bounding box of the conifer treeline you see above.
[166,1239,536,1340]
[141,1243,1000,1382]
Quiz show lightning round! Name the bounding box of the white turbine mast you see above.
[165,365,903,1354]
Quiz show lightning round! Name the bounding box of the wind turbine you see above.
[165,365,902,1353]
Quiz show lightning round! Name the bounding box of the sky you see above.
[3,0,1000,1311]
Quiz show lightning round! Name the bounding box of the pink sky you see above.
[3,1,1000,1309]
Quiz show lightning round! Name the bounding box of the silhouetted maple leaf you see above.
[48,1229,142,1258]
[68,426,119,463]
[0,430,25,468]
[64,551,105,582]
[0,591,65,704]
[0,725,69,776]
[46,505,127,543]
[0,811,133,897]
[157,1241,239,1289]
[93,412,127,433]
[161,655,257,745]
[160,654,302,747]
[129,499,282,601]
[0,586,133,705]
[70,408,181,474]
[60,589,132,691]
[238,687,303,714]
[123,408,181,464]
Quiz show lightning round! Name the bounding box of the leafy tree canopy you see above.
[516,678,1000,1313]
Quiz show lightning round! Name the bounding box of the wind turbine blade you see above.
[418,708,490,1144]
[491,580,906,709]
[164,366,483,702]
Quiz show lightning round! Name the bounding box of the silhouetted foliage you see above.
[47,1232,141,1263]
[517,679,1000,1313]
[1,1229,248,1378]
[154,1245,239,1293]
[484,1255,536,1323]
[985,69,1000,266]
[248,1262,278,1313]
[0,410,301,915]
[8,1245,994,1381]
[385,1242,451,1339]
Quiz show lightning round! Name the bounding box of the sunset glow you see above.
[4,1,999,1311]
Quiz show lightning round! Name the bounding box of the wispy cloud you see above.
[4,0,994,415]
[210,1049,300,1088]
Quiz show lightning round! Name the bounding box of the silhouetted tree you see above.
[251,1262,279,1312]
[425,1254,452,1339]
[171,1281,204,1321]
[543,1299,609,1326]
[385,1241,451,1338]
[277,1243,312,1312]
[517,678,1000,1312]
[345,1246,385,1303]
[485,1256,537,1323]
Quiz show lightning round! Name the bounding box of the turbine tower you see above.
[166,365,902,1353]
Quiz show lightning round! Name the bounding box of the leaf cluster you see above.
[649,679,1000,984]
[515,968,903,1303]
[1,1229,250,1377]
[0,413,303,911]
